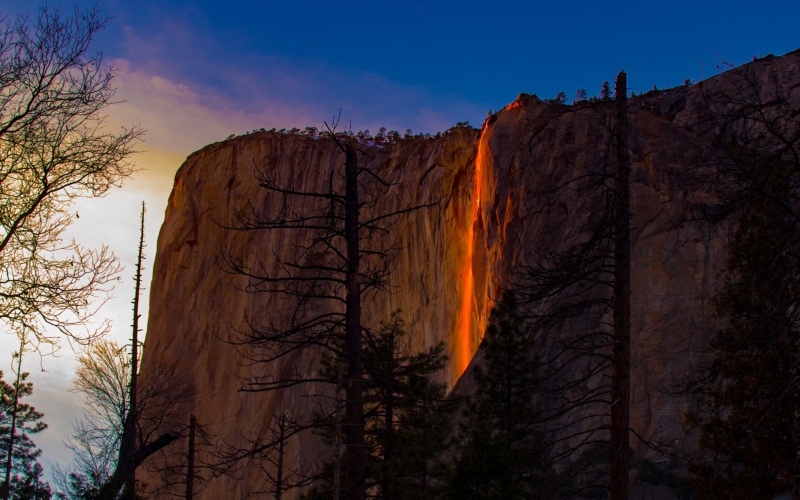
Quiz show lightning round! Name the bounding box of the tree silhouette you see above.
[0,343,50,500]
[219,115,436,500]
[673,56,800,499]
[0,5,142,348]
[510,72,633,498]
[447,292,544,500]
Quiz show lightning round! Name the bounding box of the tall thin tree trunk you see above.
[275,415,285,500]
[2,337,24,500]
[343,144,366,500]
[334,361,343,500]
[123,202,146,500]
[609,70,631,500]
[382,336,395,500]
[186,415,196,500]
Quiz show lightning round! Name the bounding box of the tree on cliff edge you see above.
[219,114,437,500]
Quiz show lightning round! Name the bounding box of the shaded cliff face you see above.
[141,51,800,498]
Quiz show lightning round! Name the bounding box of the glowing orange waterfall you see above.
[457,125,491,375]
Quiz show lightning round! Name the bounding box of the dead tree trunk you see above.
[344,143,366,500]
[186,415,196,500]
[96,202,181,500]
[382,336,396,500]
[122,202,145,500]
[608,70,631,500]
[275,415,286,500]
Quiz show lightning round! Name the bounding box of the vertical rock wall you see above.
[141,50,800,498]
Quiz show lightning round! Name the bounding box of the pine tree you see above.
[686,196,800,498]
[672,59,800,500]
[447,291,544,500]
[600,81,613,100]
[0,367,50,500]
[312,311,453,500]
[8,463,50,500]
[393,343,454,500]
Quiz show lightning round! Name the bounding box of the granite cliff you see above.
[140,50,800,498]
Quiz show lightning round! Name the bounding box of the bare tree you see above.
[54,339,193,500]
[510,72,633,498]
[668,55,800,497]
[55,207,190,500]
[608,71,631,500]
[121,202,145,500]
[219,116,436,500]
[141,414,215,500]
[0,4,143,347]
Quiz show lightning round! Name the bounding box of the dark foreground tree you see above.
[220,116,436,500]
[299,311,453,500]
[55,207,191,500]
[361,312,453,500]
[447,292,545,500]
[392,333,454,500]
[686,197,800,498]
[675,58,800,499]
[510,72,631,497]
[0,345,51,500]
[54,338,193,500]
[6,462,50,500]
[0,4,142,347]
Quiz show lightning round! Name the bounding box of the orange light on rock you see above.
[457,126,491,375]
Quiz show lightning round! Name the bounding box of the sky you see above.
[0,0,798,485]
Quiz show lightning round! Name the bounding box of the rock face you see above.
[140,50,800,498]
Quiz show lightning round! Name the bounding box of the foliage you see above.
[53,340,190,500]
[311,311,454,499]
[600,81,612,100]
[0,371,50,500]
[676,58,800,500]
[0,5,142,347]
[390,327,455,499]
[573,88,588,103]
[553,443,689,500]
[53,340,130,496]
[6,462,51,500]
[446,292,546,500]
[686,197,800,499]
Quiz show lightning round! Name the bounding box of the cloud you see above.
[6,21,489,482]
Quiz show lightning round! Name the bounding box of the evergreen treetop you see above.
[447,291,546,500]
[600,81,613,100]
[1,371,50,500]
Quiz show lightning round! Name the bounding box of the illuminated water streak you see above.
[457,125,491,375]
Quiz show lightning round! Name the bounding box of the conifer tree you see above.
[393,344,455,500]
[447,291,544,500]
[221,116,436,500]
[308,311,452,500]
[600,81,613,100]
[673,58,800,499]
[686,196,800,498]
[7,462,50,500]
[0,352,50,500]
